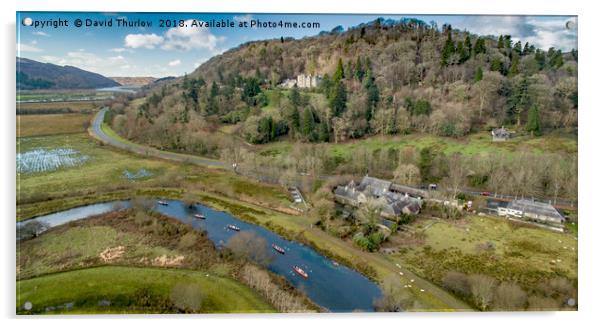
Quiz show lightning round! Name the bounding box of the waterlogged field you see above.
[17,148,89,174]
[16,134,180,216]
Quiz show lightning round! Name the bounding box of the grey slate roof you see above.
[507,199,565,223]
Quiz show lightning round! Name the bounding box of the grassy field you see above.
[17,266,274,314]
[386,214,577,309]
[17,101,100,113]
[17,132,293,220]
[17,134,178,210]
[17,114,92,137]
[17,208,224,279]
[17,90,113,102]
[258,131,577,159]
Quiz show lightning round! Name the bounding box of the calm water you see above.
[96,86,139,93]
[18,199,382,312]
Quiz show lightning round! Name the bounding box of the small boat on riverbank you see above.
[272,244,285,254]
[293,265,309,279]
[194,213,205,219]
[157,200,168,206]
[227,224,240,231]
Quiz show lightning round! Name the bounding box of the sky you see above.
[16,12,577,78]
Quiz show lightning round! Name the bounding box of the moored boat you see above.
[227,224,240,231]
[194,213,205,219]
[157,200,168,206]
[293,265,309,279]
[272,244,285,254]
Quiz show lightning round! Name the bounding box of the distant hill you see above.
[110,76,157,87]
[17,57,120,90]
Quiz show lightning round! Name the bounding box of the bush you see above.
[442,271,471,297]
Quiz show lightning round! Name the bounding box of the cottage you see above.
[497,199,565,227]
[491,127,512,141]
[334,176,423,218]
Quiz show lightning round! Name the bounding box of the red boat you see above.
[293,265,309,279]
[227,224,240,231]
[157,200,168,206]
[194,213,205,219]
[272,244,285,254]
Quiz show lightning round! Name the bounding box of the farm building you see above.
[491,127,513,141]
[497,199,565,227]
[334,176,423,218]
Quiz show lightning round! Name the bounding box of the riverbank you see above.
[17,208,317,314]
[18,186,472,311]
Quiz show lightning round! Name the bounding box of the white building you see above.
[279,74,322,89]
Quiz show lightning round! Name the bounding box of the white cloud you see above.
[124,33,164,49]
[161,20,225,52]
[17,43,43,53]
[456,16,577,51]
[168,59,181,66]
[32,31,50,37]
[40,50,129,75]
[109,48,130,53]
[123,20,225,53]
[233,14,253,24]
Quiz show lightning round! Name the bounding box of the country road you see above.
[90,108,227,168]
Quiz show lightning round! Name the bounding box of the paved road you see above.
[90,108,226,168]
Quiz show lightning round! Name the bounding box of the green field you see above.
[17,133,179,215]
[258,131,577,159]
[17,132,293,220]
[17,266,274,314]
[17,113,92,137]
[387,214,577,309]
[17,100,100,114]
[17,91,113,102]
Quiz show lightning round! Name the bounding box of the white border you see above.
[2,1,600,327]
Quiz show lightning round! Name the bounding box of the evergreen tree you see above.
[506,76,531,126]
[513,41,523,56]
[490,57,504,74]
[534,49,546,70]
[210,81,219,98]
[364,68,380,121]
[508,56,520,77]
[329,81,347,116]
[354,56,365,81]
[474,37,487,55]
[441,30,455,66]
[301,107,315,137]
[319,121,330,142]
[474,66,483,82]
[464,35,472,59]
[333,58,345,83]
[526,104,542,136]
[320,73,333,95]
[497,35,504,49]
[289,85,301,107]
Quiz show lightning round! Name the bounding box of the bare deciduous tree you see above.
[469,274,498,311]
[226,231,273,267]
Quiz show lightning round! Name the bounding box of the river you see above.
[17,199,382,312]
